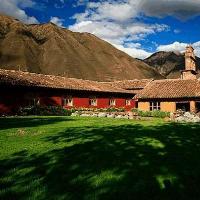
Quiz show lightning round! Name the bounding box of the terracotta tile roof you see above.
[0,69,133,94]
[135,79,200,99]
[102,79,153,90]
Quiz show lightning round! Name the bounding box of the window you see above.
[63,97,73,106]
[89,97,97,106]
[109,99,116,106]
[150,102,160,111]
[126,99,131,106]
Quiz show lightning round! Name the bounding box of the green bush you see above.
[106,107,125,112]
[151,110,170,118]
[18,105,72,116]
[69,107,125,113]
[131,109,170,118]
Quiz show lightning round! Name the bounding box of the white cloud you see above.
[157,41,187,52]
[69,20,169,44]
[0,0,38,24]
[50,16,65,27]
[71,0,200,59]
[71,0,169,42]
[69,17,158,60]
[74,0,89,7]
[157,41,200,57]
[74,1,138,23]
[76,0,200,21]
[88,2,135,22]
[126,43,141,49]
[193,42,200,57]
[113,44,151,59]
[70,21,126,44]
[70,0,171,59]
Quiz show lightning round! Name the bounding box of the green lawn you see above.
[0,116,200,200]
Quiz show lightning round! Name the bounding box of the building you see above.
[0,69,141,114]
[136,45,200,113]
[135,79,200,112]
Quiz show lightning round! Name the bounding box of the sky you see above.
[1,0,200,59]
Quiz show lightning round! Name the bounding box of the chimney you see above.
[181,45,198,80]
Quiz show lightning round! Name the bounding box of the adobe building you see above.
[136,45,200,113]
[0,69,140,114]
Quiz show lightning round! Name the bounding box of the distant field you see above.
[0,117,200,200]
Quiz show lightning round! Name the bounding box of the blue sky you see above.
[1,0,200,59]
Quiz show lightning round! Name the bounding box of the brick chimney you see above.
[181,45,198,80]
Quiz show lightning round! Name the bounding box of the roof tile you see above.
[135,79,200,99]
[0,69,132,94]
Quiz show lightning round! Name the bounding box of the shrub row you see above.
[18,105,72,116]
[17,106,125,116]
[132,109,170,118]
[17,106,169,118]
[70,107,125,113]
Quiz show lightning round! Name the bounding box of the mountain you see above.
[0,14,163,81]
[144,51,200,79]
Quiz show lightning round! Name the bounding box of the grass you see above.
[0,116,200,200]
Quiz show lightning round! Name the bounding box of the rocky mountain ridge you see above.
[0,14,163,81]
[144,51,200,78]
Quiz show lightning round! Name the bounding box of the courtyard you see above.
[0,116,200,200]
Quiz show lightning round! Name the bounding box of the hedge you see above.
[132,109,170,118]
[18,105,72,116]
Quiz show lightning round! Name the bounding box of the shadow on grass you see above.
[1,122,200,199]
[0,116,72,130]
